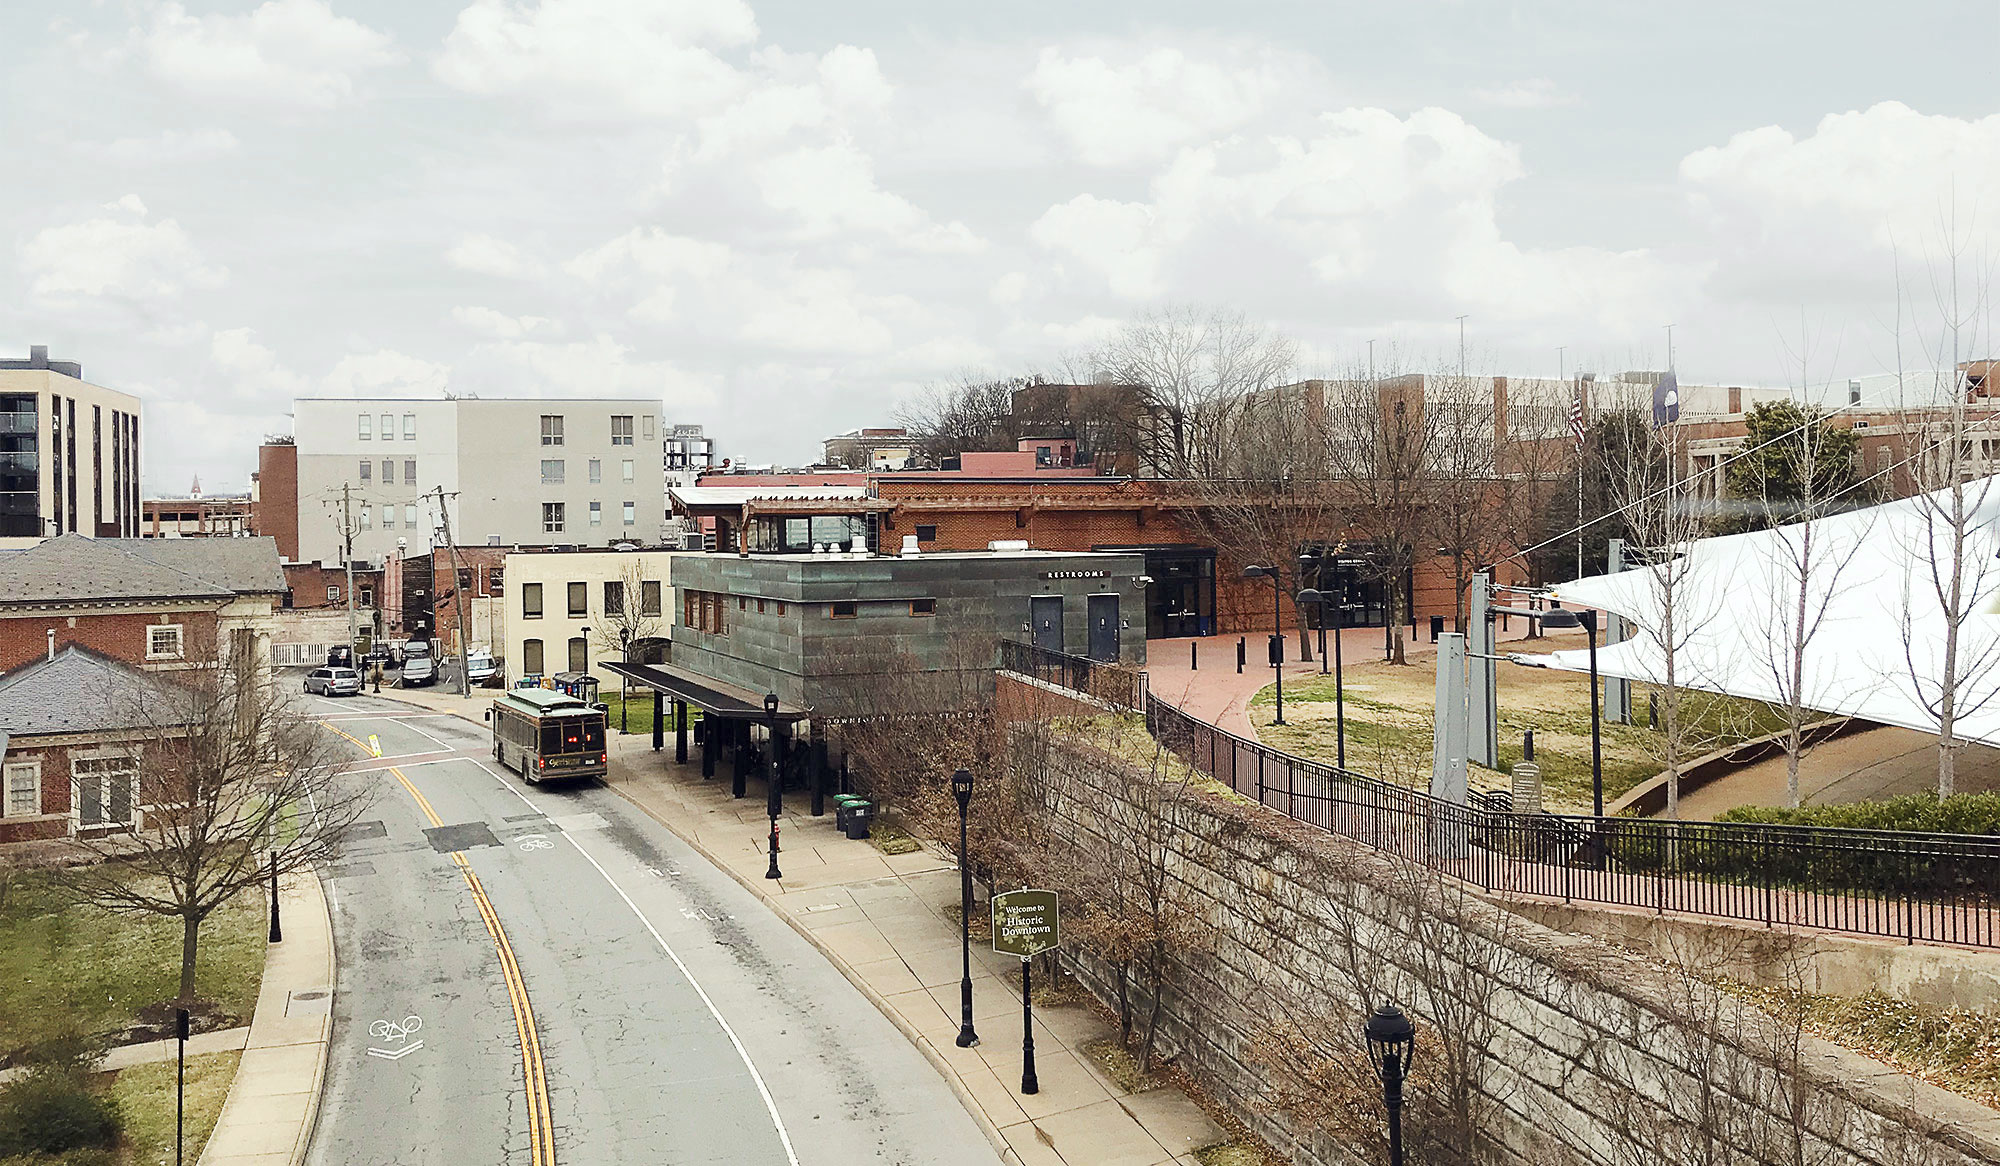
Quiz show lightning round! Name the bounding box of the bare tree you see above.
[1892,227,2000,798]
[58,661,368,1004]
[893,375,1029,465]
[1322,360,1437,665]
[1092,304,1296,479]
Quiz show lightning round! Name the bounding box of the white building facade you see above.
[292,398,666,565]
[0,347,142,547]
[501,547,675,680]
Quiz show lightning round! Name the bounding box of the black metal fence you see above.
[1005,641,2000,948]
[999,639,1149,713]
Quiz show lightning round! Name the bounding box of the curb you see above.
[375,692,1025,1162]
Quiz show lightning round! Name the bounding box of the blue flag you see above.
[1652,370,1680,427]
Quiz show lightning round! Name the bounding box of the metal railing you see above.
[1008,641,2000,948]
[999,639,1149,713]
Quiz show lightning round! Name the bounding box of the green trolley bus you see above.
[487,688,608,783]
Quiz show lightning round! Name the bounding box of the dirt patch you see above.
[1081,1035,1166,1094]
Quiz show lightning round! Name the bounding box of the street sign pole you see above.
[992,888,1061,1098]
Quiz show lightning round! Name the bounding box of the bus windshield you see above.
[540,717,605,755]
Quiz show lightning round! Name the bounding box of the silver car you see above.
[306,667,364,697]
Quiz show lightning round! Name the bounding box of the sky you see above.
[4,0,2000,493]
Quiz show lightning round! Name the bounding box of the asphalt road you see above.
[303,692,998,1166]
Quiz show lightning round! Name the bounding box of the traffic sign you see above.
[991,889,1060,958]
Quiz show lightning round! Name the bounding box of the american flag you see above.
[1569,389,1586,445]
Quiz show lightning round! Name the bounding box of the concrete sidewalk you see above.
[382,686,1233,1166]
[197,872,335,1166]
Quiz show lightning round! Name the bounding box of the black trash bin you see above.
[843,800,874,841]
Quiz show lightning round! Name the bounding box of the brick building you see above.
[0,535,286,683]
[251,439,300,561]
[0,646,192,844]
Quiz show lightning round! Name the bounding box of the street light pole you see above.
[764,693,783,881]
[1243,565,1284,725]
[1365,1003,1416,1166]
[952,768,979,1048]
[1299,553,1328,675]
[1533,607,1604,827]
[1298,587,1347,771]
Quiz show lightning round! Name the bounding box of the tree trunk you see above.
[179,911,202,1004]
[1116,962,1132,1045]
[1139,948,1166,1073]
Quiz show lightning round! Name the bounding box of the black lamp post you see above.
[1242,564,1285,725]
[1297,588,1347,771]
[764,692,783,881]
[1299,554,1329,675]
[1536,608,1603,821]
[951,767,979,1048]
[1365,1003,1416,1166]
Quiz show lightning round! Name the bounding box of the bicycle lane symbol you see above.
[366,1015,425,1061]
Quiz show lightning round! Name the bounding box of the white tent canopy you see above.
[1522,478,2000,749]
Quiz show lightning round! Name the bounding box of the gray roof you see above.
[0,646,192,736]
[0,534,285,605]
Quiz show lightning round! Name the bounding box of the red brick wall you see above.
[254,443,299,562]
[0,742,72,844]
[0,611,219,674]
[283,563,384,611]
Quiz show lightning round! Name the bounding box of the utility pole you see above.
[341,484,357,655]
[432,487,474,696]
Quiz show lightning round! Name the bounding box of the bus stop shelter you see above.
[599,661,831,813]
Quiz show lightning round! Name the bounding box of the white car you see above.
[306,667,363,697]
[466,649,498,686]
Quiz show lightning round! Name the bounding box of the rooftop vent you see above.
[988,539,1031,553]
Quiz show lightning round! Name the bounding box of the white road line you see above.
[459,753,802,1166]
[336,756,465,776]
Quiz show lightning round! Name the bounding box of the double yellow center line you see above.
[322,723,556,1166]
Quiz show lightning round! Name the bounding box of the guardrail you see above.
[999,639,1149,713]
[1008,641,2000,948]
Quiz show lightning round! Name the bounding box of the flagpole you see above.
[1562,346,1579,580]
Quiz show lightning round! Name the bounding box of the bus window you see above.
[585,722,604,751]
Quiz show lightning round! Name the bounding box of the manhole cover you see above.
[293,991,328,1001]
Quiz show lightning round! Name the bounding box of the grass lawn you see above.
[597,691,699,738]
[1249,648,1791,814]
[103,1049,241,1166]
[0,875,266,1060]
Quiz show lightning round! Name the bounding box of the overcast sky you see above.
[4,0,1999,492]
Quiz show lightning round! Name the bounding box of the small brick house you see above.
[0,646,192,844]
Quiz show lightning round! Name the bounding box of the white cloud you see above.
[1679,102,2000,303]
[471,335,719,407]
[137,0,400,109]
[1472,78,1579,110]
[22,208,226,306]
[990,271,1029,306]
[322,350,451,397]
[436,0,756,118]
[208,327,309,404]
[816,45,893,112]
[754,143,984,252]
[96,128,240,165]
[446,234,543,279]
[451,305,555,339]
[106,194,149,216]
[1026,45,1293,166]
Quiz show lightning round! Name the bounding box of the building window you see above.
[641,581,661,615]
[604,580,624,614]
[910,598,936,616]
[643,415,655,441]
[359,460,372,482]
[567,637,587,672]
[588,458,602,484]
[756,599,765,614]
[611,415,634,446]
[522,638,544,674]
[403,413,416,440]
[622,501,635,526]
[522,582,543,619]
[153,588,201,640]
[73,755,139,828]
[567,582,587,616]
[327,585,341,602]
[405,504,417,528]
[541,415,564,446]
[830,601,858,619]
[381,459,392,484]
[542,503,565,533]
[380,413,395,441]
[360,509,372,530]
[916,524,937,541]
[684,591,697,628]
[405,460,417,485]
[358,414,371,440]
[4,760,41,817]
[360,586,374,607]
[542,459,565,484]
[621,459,634,483]
[488,568,503,591]
[589,502,602,526]
[382,506,395,530]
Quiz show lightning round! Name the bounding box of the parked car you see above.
[305,667,363,697]
[326,645,356,669]
[401,641,437,687]
[466,648,498,687]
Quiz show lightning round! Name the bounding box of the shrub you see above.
[1719,791,2000,836]
[0,1071,121,1157]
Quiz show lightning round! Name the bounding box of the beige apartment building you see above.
[290,397,667,566]
[0,347,142,547]
[500,546,674,679]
